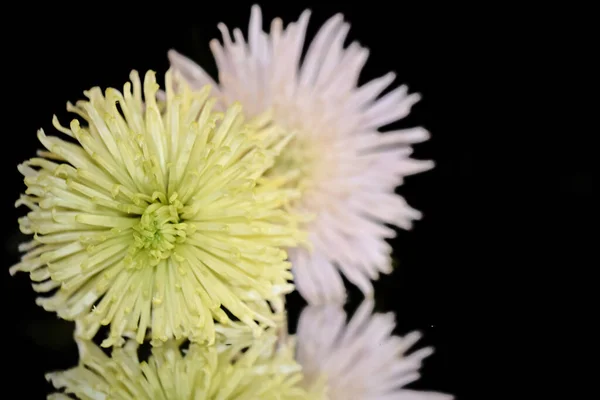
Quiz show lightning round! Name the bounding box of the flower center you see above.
[127,196,191,267]
[268,136,319,190]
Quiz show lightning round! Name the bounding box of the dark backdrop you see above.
[1,3,476,398]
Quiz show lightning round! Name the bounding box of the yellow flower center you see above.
[128,193,192,267]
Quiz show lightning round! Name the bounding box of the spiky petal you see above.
[11,69,305,347]
[295,301,453,400]
[46,332,312,400]
[168,5,433,305]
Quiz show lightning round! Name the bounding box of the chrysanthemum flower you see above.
[46,332,312,399]
[10,69,306,347]
[168,5,433,304]
[294,301,453,400]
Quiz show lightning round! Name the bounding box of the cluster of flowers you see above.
[11,5,451,399]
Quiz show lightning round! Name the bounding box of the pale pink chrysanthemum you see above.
[294,300,453,400]
[168,5,433,304]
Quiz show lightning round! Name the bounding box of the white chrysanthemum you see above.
[168,5,433,304]
[294,301,453,400]
[46,332,313,400]
[10,69,306,347]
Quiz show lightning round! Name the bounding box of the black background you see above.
[1,3,481,398]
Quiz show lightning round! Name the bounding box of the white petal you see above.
[290,247,346,305]
[168,8,434,306]
[295,301,452,399]
[167,49,219,91]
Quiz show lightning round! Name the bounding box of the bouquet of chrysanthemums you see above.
[10,5,452,399]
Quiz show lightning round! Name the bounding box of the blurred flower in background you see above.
[168,4,433,305]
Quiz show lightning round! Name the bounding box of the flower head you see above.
[294,301,453,400]
[46,332,312,399]
[11,69,305,347]
[168,5,433,304]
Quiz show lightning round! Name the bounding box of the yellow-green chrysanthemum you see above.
[10,69,305,347]
[46,332,314,400]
